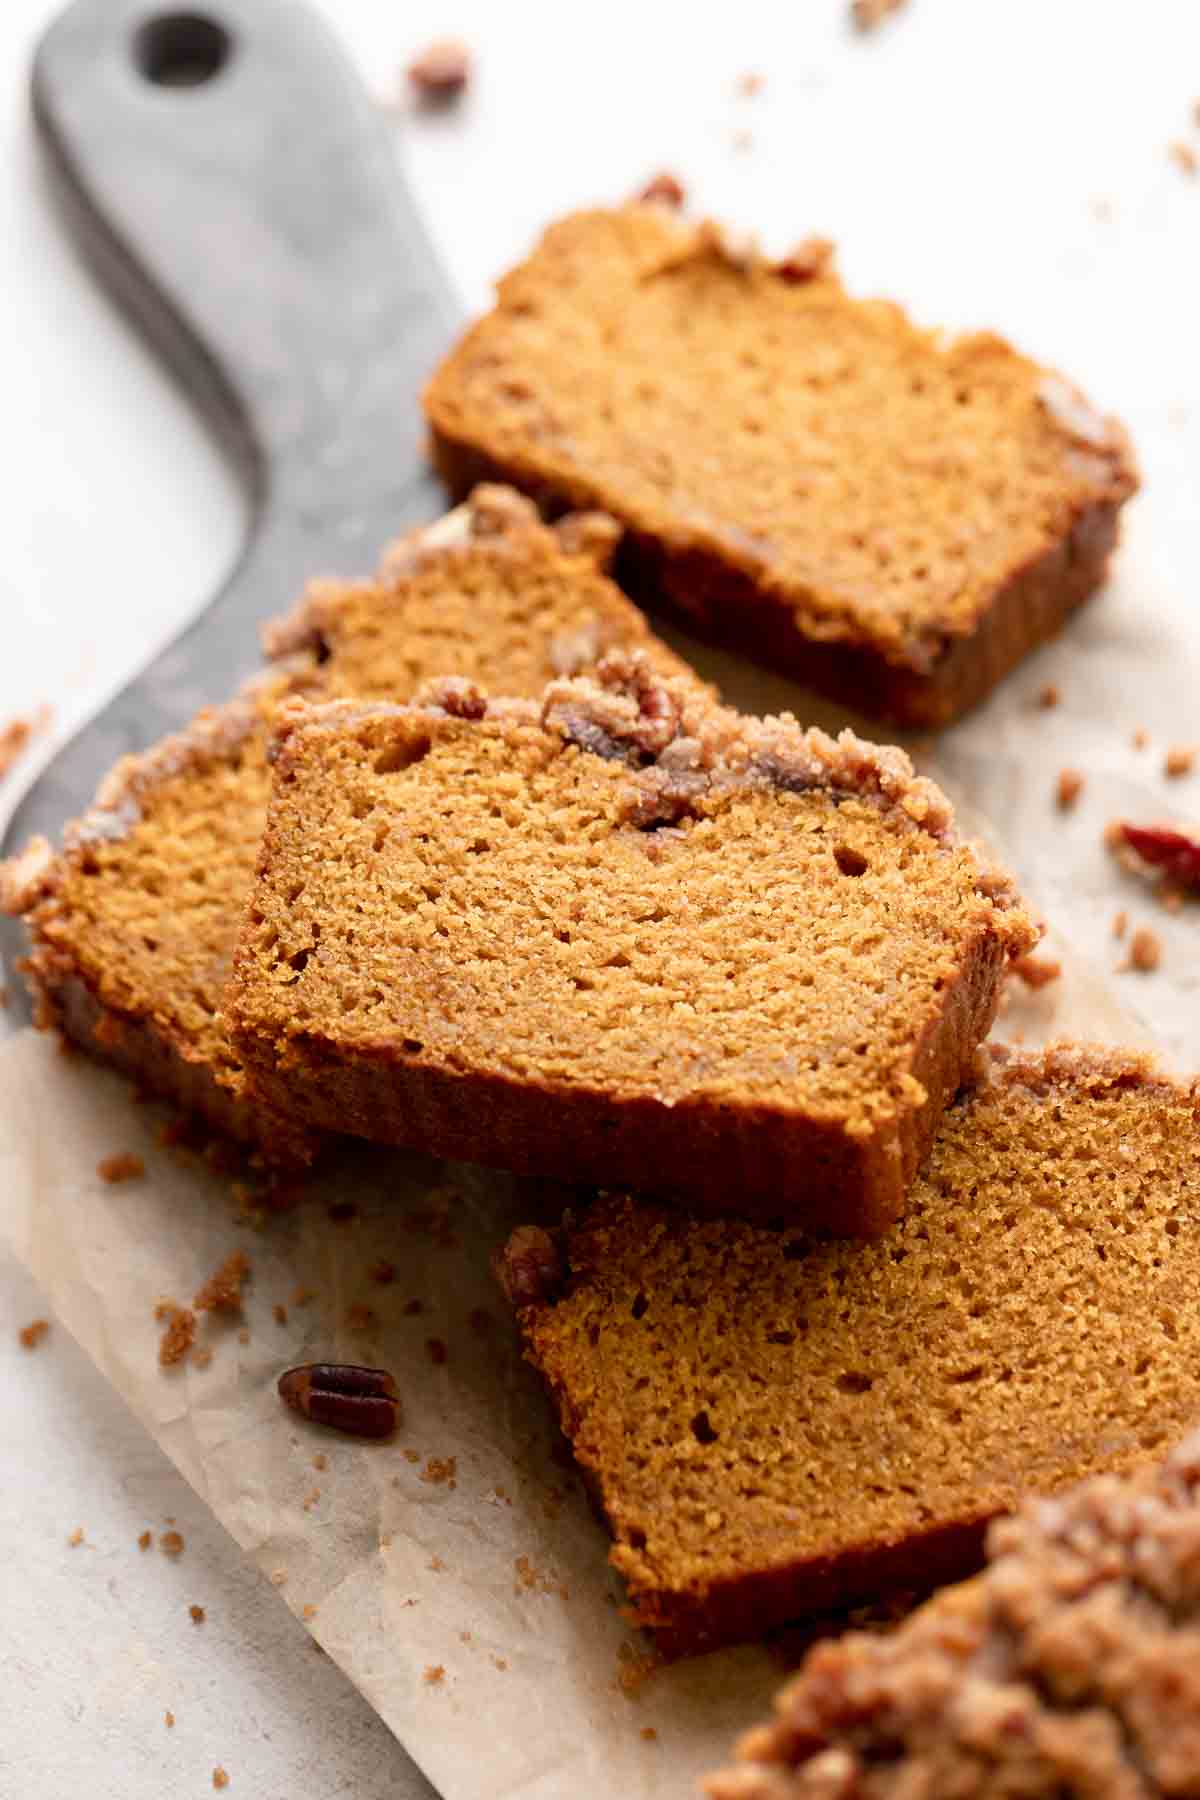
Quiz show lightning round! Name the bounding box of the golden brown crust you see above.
[426,207,1139,727]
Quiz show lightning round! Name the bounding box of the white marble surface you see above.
[2,1,1199,1794]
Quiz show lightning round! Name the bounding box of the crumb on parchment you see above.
[19,1318,49,1350]
[98,1152,144,1183]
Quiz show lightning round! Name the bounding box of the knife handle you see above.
[31,0,457,571]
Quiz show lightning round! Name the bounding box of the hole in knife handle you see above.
[134,13,232,88]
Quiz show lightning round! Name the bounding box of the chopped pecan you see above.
[636,170,687,209]
[1113,821,1200,889]
[494,1226,564,1309]
[278,1363,400,1438]
[775,237,835,284]
[406,38,470,102]
[415,674,488,720]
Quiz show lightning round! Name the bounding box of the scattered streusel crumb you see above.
[158,1305,196,1367]
[492,1655,509,1671]
[312,1453,327,1472]
[426,1337,448,1365]
[641,1727,658,1742]
[160,1530,184,1558]
[346,1303,376,1332]
[1011,953,1062,991]
[0,706,50,780]
[1165,745,1196,778]
[193,1250,250,1315]
[635,170,686,209]
[236,1327,250,1345]
[272,1303,288,1326]
[851,0,908,30]
[291,1285,315,1307]
[1036,683,1059,709]
[189,1603,206,1624]
[1125,927,1162,973]
[212,1769,229,1791]
[428,1555,446,1573]
[164,1710,175,1728]
[302,1489,321,1512]
[97,1152,145,1184]
[270,1568,287,1586]
[424,1664,446,1685]
[67,1527,84,1547]
[1056,768,1084,810]
[18,1318,49,1350]
[403,1448,420,1464]
[1132,726,1149,750]
[420,1456,458,1488]
[302,1602,318,1620]
[138,1530,153,1551]
[1113,908,1128,938]
[406,38,470,103]
[1170,139,1198,177]
[459,1629,473,1644]
[616,1644,662,1695]
[369,1260,396,1285]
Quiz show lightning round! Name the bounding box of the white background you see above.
[1,2,1198,1794]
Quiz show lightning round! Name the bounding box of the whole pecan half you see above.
[1115,821,1200,889]
[278,1363,399,1438]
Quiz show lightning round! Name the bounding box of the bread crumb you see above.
[236,1327,250,1345]
[423,1664,446,1685]
[164,1710,175,1729]
[302,1488,321,1512]
[18,1318,49,1350]
[291,1285,315,1307]
[406,39,470,103]
[428,1555,446,1573]
[272,1303,288,1326]
[67,1526,84,1547]
[736,71,764,97]
[616,1644,662,1695]
[404,1448,420,1464]
[346,1303,376,1332]
[492,1654,508,1671]
[1036,683,1059,709]
[636,171,686,209]
[1112,908,1128,938]
[158,1305,196,1366]
[193,1251,249,1315]
[369,1260,396,1285]
[426,1337,448,1365]
[302,1602,318,1620]
[1056,768,1084,810]
[851,0,908,30]
[0,706,50,780]
[420,1456,458,1488]
[1132,726,1149,750]
[1165,745,1196,778]
[459,1629,473,1644]
[138,1530,153,1551]
[160,1530,184,1557]
[641,1726,658,1742]
[1170,140,1198,177]
[1011,953,1062,991]
[270,1568,287,1586]
[312,1453,327,1472]
[98,1152,145,1184]
[1125,927,1162,973]
[212,1769,229,1791]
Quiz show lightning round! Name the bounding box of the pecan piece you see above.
[1114,821,1200,889]
[493,1226,564,1309]
[278,1363,399,1438]
[406,38,471,103]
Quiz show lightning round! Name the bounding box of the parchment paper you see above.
[2,496,1197,1798]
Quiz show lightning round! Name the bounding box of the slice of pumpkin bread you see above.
[227,657,1033,1227]
[500,1047,1200,1655]
[705,1430,1200,1798]
[425,206,1138,727]
[1,488,688,1158]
